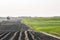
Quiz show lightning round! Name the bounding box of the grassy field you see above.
[23,17,60,37]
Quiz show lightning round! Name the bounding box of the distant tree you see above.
[7,16,10,20]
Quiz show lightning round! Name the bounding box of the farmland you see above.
[0,17,60,40]
[23,17,60,37]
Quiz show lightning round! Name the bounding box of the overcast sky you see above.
[0,0,60,17]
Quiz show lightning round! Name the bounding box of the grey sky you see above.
[0,0,60,17]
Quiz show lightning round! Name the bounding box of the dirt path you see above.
[0,20,33,32]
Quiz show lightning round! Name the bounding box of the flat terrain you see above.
[0,18,32,31]
[0,17,59,40]
[23,17,60,37]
